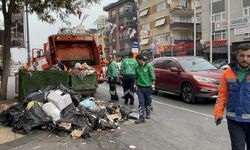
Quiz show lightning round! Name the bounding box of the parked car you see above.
[150,56,223,103]
[212,59,228,69]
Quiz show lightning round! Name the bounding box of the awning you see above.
[204,46,228,54]
[140,38,149,45]
[176,51,188,56]
[155,18,166,27]
[139,8,149,17]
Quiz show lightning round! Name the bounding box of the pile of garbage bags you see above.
[0,84,136,139]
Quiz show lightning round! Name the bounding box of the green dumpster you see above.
[70,72,98,96]
[18,70,69,102]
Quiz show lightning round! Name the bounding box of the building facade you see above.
[103,0,138,59]
[95,16,108,57]
[201,0,250,61]
[138,0,201,58]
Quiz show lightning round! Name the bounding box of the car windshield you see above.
[178,57,217,71]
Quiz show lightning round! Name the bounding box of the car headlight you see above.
[193,75,217,83]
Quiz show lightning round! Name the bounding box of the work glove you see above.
[152,85,155,91]
[214,117,223,126]
[133,85,137,92]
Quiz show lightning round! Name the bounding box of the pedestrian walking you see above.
[214,43,250,150]
[107,55,119,101]
[135,54,155,124]
[121,52,138,105]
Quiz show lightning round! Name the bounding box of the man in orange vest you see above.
[214,43,250,150]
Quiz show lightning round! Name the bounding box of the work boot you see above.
[124,100,128,105]
[135,118,145,124]
[146,113,150,119]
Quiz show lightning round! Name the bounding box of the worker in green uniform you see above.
[121,52,138,105]
[107,55,119,101]
[135,54,155,124]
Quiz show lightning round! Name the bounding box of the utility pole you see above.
[25,1,31,65]
[210,0,213,63]
[227,0,231,63]
[194,0,197,56]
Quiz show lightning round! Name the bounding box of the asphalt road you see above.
[0,81,231,150]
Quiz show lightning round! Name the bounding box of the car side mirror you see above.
[170,67,180,73]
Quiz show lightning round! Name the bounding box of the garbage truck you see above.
[17,33,104,101]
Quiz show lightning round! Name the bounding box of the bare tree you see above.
[0,0,100,100]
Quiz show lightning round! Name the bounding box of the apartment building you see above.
[138,0,201,57]
[201,0,250,61]
[103,0,138,59]
[95,16,108,57]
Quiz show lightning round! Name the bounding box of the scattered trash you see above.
[33,146,42,150]
[109,140,116,143]
[0,84,138,140]
[71,129,85,139]
[129,145,136,149]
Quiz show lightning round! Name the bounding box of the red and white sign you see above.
[234,26,250,35]
[214,21,228,31]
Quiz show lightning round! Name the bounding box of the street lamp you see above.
[25,1,31,65]
[170,33,173,56]
[194,0,197,56]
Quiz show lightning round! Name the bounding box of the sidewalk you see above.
[0,76,24,145]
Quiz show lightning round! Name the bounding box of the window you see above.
[111,10,116,18]
[166,60,178,70]
[157,2,166,12]
[180,16,189,22]
[180,32,189,40]
[124,4,133,12]
[119,6,124,14]
[243,6,250,16]
[212,31,226,40]
[155,17,166,27]
[212,0,222,2]
[142,0,149,3]
[212,11,225,22]
[244,33,250,38]
[153,61,168,69]
[139,8,149,17]
[180,0,187,8]
[154,33,168,43]
[142,23,150,31]
[140,38,149,45]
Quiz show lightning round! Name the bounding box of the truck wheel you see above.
[181,83,196,104]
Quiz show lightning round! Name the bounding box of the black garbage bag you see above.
[0,104,25,127]
[23,91,47,104]
[97,118,118,130]
[106,105,118,114]
[40,85,57,93]
[118,105,131,119]
[60,104,88,128]
[13,103,51,134]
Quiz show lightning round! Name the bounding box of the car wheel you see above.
[181,83,196,104]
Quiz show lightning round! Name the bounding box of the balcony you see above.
[170,22,200,30]
[119,11,136,19]
[170,7,194,15]
[107,16,116,23]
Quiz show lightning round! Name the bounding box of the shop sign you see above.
[234,26,250,35]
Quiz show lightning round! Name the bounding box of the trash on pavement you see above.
[0,84,139,139]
